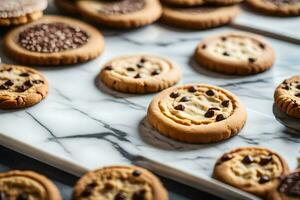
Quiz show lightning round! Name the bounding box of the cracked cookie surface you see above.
[274,75,300,118]
[0,64,48,109]
[214,147,289,198]
[0,170,61,200]
[72,166,168,200]
[99,55,181,94]
[147,84,247,143]
[195,32,275,75]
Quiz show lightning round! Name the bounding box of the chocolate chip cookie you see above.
[274,75,300,118]
[161,0,205,6]
[76,0,162,28]
[0,64,48,109]
[268,171,300,200]
[72,166,168,200]
[195,32,275,75]
[247,0,300,16]
[54,0,78,15]
[0,0,47,26]
[161,5,240,29]
[214,147,289,198]
[98,55,181,94]
[4,15,105,65]
[0,170,62,200]
[147,84,247,143]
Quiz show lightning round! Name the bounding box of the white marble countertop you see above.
[0,2,299,200]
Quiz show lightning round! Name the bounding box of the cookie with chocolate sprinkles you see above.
[0,64,48,109]
[4,15,105,65]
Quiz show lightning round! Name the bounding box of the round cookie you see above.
[54,0,78,15]
[161,5,240,29]
[247,0,300,16]
[268,171,300,200]
[72,166,168,200]
[205,0,244,5]
[147,84,247,143]
[0,0,47,26]
[0,170,62,200]
[213,147,289,198]
[195,32,275,75]
[4,15,105,65]
[274,75,300,118]
[76,0,162,29]
[161,0,205,7]
[0,64,48,109]
[98,55,181,94]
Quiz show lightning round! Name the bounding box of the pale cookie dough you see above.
[0,64,48,109]
[147,84,247,143]
[274,75,300,118]
[195,32,275,75]
[0,0,47,26]
[0,170,62,200]
[214,147,289,198]
[247,0,300,16]
[98,55,181,94]
[72,166,168,200]
[268,171,300,200]
[4,15,105,65]
[76,0,162,28]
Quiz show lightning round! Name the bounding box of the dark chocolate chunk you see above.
[4,80,13,86]
[221,100,230,107]
[81,182,97,197]
[170,92,180,98]
[24,80,33,87]
[223,52,230,56]
[204,110,215,118]
[248,57,256,63]
[17,193,28,200]
[140,58,146,63]
[259,43,265,49]
[216,114,225,122]
[221,37,227,41]
[114,192,127,200]
[151,70,160,76]
[15,85,28,93]
[19,73,30,77]
[126,67,135,71]
[206,89,214,96]
[296,84,300,90]
[188,86,197,93]
[202,44,206,49]
[32,80,44,84]
[179,96,189,102]
[0,192,6,200]
[242,155,254,165]
[259,156,273,166]
[174,104,185,111]
[259,175,270,184]
[132,190,146,200]
[296,93,300,98]
[278,171,300,197]
[132,170,141,177]
[209,107,220,111]
[134,73,141,79]
[282,85,290,90]
[105,66,113,71]
[221,154,233,162]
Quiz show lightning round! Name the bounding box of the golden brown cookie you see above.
[161,0,205,6]
[274,75,300,118]
[4,15,105,65]
[195,32,275,75]
[76,0,162,29]
[147,84,247,143]
[54,0,78,15]
[0,0,47,26]
[161,5,240,29]
[268,171,300,200]
[72,166,168,200]
[98,55,181,94]
[205,0,244,5]
[0,64,48,109]
[247,0,300,16]
[214,147,289,198]
[0,170,62,200]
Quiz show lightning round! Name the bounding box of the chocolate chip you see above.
[134,73,141,79]
[188,86,197,93]
[209,107,220,111]
[151,70,160,76]
[15,85,28,93]
[221,100,230,107]
[126,67,135,71]
[140,58,146,63]
[32,80,44,84]
[81,182,97,197]
[259,175,270,184]
[132,170,141,177]
[0,192,6,200]
[132,190,146,200]
[204,110,215,118]
[282,85,290,90]
[137,63,144,68]
[202,44,206,49]
[19,73,30,77]
[296,84,300,90]
[242,155,254,165]
[105,66,113,71]
[221,37,227,41]
[216,114,225,122]
[259,156,273,166]
[221,154,233,162]
[174,104,185,111]
[223,52,230,56]
[259,43,265,49]
[24,80,33,87]
[170,92,180,98]
[295,93,300,98]
[206,89,214,96]
[4,80,13,86]
[114,192,127,200]
[248,57,256,63]
[0,85,9,90]
[17,193,28,200]
[179,96,189,102]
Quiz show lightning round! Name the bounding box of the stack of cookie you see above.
[160,0,244,29]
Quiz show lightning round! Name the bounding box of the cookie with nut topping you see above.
[0,64,48,109]
[98,55,181,94]
[195,32,275,75]
[274,75,300,118]
[0,170,62,200]
[72,166,168,200]
[4,15,105,65]
[213,147,289,198]
[147,84,247,143]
